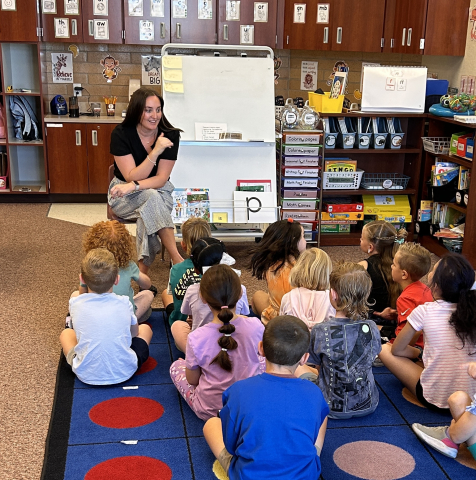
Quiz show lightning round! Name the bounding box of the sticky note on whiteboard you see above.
[163,56,182,69]
[163,69,183,82]
[164,82,184,93]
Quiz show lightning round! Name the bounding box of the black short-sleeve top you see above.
[110,124,180,181]
[366,255,390,313]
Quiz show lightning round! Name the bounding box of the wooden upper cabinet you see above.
[123,0,170,44]
[81,0,124,44]
[171,0,216,44]
[424,0,470,56]
[218,0,278,48]
[283,0,330,50]
[385,0,427,54]
[330,0,385,52]
[0,0,39,41]
[40,0,84,42]
[284,0,385,52]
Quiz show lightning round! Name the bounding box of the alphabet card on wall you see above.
[233,191,276,223]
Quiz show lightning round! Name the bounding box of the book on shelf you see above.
[324,159,357,172]
[458,167,470,190]
[431,166,459,186]
[418,209,432,222]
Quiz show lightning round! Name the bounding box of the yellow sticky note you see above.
[212,212,228,223]
[163,69,183,82]
[164,82,184,93]
[163,56,182,69]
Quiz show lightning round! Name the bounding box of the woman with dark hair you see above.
[108,87,184,270]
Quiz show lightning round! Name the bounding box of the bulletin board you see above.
[161,44,277,224]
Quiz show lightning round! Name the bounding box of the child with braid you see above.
[170,264,265,421]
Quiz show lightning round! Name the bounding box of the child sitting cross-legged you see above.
[279,247,335,330]
[171,237,249,353]
[302,262,382,419]
[170,264,265,421]
[60,248,152,385]
[203,315,329,480]
[161,217,212,325]
[375,242,433,353]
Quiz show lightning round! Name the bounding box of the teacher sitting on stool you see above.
[108,87,184,271]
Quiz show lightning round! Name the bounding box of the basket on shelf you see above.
[360,173,410,190]
[322,169,364,190]
[422,137,451,155]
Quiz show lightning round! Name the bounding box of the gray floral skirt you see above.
[108,177,174,267]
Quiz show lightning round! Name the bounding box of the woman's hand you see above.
[110,181,135,199]
[374,307,397,321]
[151,133,173,157]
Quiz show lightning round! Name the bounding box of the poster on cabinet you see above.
[42,0,56,14]
[253,2,268,22]
[93,0,108,15]
[1,0,16,11]
[142,55,162,85]
[198,0,212,19]
[151,0,164,17]
[64,0,79,15]
[129,0,143,16]
[51,52,73,83]
[317,3,329,23]
[293,3,306,23]
[54,18,70,37]
[139,20,154,40]
[94,19,109,39]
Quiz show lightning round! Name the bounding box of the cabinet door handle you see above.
[224,24,229,41]
[336,27,342,44]
[71,19,77,36]
[160,22,165,38]
[176,23,181,39]
[323,27,328,44]
[407,27,412,46]
[401,27,406,46]
[75,130,81,146]
[88,20,94,36]
[92,130,98,146]
[391,38,394,48]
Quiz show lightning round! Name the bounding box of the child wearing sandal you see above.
[80,220,156,323]
[413,362,476,460]
[379,253,476,412]
[169,264,264,421]
[306,262,381,419]
[60,248,152,385]
[279,247,335,330]
[203,315,329,480]
[249,218,307,324]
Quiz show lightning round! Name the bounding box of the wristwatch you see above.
[133,180,140,191]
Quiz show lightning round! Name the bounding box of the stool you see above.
[107,165,166,261]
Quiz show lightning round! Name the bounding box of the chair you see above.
[107,164,166,260]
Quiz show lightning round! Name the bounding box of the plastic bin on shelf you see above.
[308,92,344,113]
[322,169,364,190]
[422,137,451,155]
[361,173,410,190]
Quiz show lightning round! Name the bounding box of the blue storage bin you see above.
[426,79,449,96]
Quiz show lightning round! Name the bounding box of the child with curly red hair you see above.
[80,220,156,322]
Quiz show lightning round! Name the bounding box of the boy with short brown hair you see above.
[161,217,211,324]
[376,242,433,350]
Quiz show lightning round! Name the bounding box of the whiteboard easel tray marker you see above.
[361,66,427,113]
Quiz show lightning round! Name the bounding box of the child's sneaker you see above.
[412,423,459,458]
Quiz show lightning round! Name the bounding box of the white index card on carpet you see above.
[123,386,138,390]
[121,440,139,444]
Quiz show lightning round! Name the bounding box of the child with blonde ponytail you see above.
[170,264,264,421]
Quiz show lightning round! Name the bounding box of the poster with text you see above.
[142,55,162,86]
[51,52,73,83]
[301,61,318,91]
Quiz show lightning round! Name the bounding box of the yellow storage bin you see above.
[308,92,344,113]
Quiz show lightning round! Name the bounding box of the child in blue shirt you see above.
[203,315,329,480]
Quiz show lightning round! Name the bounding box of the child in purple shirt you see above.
[170,264,265,421]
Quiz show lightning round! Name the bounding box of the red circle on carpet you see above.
[333,441,415,480]
[89,397,164,428]
[137,356,158,375]
[85,455,172,480]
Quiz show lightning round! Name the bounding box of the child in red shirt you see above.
[375,242,432,351]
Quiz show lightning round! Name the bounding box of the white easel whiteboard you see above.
[161,44,277,224]
[161,45,275,141]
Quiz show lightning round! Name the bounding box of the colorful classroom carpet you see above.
[41,310,476,480]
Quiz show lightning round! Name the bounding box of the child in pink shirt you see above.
[170,264,265,421]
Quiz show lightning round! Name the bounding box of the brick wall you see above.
[41,42,423,116]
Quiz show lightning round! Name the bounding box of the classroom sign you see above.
[142,55,162,85]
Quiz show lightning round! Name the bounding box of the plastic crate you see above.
[422,137,451,155]
[360,173,410,190]
[442,238,463,253]
[308,92,344,113]
[322,169,364,190]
